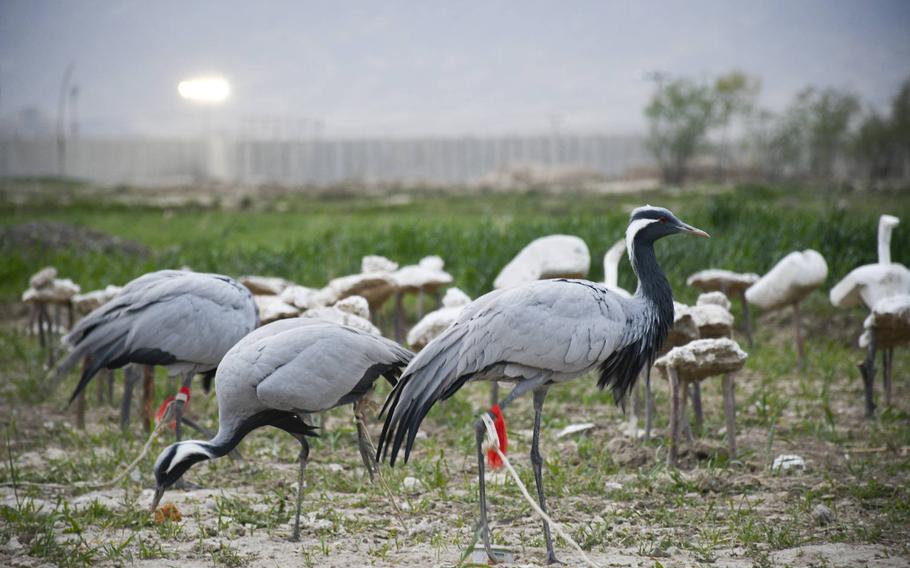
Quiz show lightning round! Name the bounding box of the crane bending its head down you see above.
[378,205,708,564]
[150,319,413,542]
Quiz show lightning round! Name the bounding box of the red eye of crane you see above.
[658,216,667,223]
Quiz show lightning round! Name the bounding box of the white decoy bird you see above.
[55,270,259,440]
[150,318,413,541]
[830,215,910,309]
[603,238,632,298]
[379,206,709,564]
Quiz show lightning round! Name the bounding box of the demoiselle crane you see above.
[54,270,259,440]
[150,318,413,541]
[379,205,709,564]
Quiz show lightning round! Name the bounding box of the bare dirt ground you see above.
[2,308,909,567]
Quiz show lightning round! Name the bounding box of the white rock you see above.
[494,234,590,290]
[45,447,66,461]
[556,423,595,438]
[604,481,624,491]
[304,296,380,336]
[656,338,748,382]
[72,285,122,315]
[442,287,471,308]
[279,285,322,310]
[406,288,472,350]
[687,269,759,295]
[327,269,397,308]
[745,250,828,310]
[392,256,453,292]
[689,293,735,338]
[697,291,732,311]
[253,295,300,324]
[22,278,80,304]
[240,275,293,295]
[333,295,370,319]
[771,454,805,472]
[325,463,344,474]
[362,255,398,273]
[29,266,57,289]
[402,476,423,492]
[667,302,700,348]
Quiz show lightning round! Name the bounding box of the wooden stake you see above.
[793,301,804,368]
[668,366,680,467]
[723,373,737,459]
[691,382,704,437]
[741,294,753,347]
[883,348,893,408]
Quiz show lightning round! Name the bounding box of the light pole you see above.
[57,62,75,176]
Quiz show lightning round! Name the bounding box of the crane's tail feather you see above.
[65,335,128,406]
[377,325,474,466]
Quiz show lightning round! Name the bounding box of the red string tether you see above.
[486,404,508,470]
[155,387,191,430]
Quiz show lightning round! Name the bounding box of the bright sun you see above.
[177,77,230,103]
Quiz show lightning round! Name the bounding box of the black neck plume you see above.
[597,236,674,403]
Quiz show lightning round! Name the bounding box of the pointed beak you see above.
[150,485,165,513]
[680,223,710,239]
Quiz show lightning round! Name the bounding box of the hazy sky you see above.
[2,0,909,138]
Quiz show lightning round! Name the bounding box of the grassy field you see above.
[1,181,909,567]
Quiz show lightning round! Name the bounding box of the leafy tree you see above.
[645,78,717,185]
[791,87,860,178]
[713,72,760,175]
[891,79,910,177]
[852,112,897,180]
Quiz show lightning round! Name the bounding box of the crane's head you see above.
[150,441,214,512]
[626,205,709,247]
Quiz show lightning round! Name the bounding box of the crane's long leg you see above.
[473,379,540,564]
[142,365,155,433]
[174,371,193,442]
[627,376,641,438]
[644,365,654,441]
[353,399,376,482]
[474,417,495,560]
[291,436,310,542]
[531,388,560,564]
[121,365,139,433]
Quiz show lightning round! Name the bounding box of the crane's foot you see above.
[546,551,564,565]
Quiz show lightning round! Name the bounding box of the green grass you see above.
[3,181,909,306]
[2,180,910,566]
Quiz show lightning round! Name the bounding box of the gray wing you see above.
[379,278,633,464]
[56,270,258,404]
[214,320,413,422]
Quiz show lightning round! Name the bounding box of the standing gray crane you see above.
[379,206,709,564]
[54,270,259,440]
[149,318,413,541]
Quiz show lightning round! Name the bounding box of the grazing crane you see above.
[54,270,259,440]
[150,318,413,541]
[378,206,709,564]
